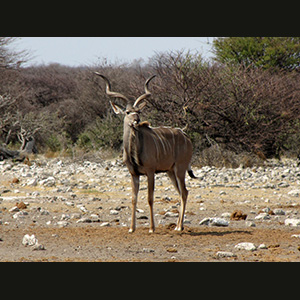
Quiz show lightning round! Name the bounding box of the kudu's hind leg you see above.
[174,168,188,231]
[147,171,155,233]
[129,175,140,233]
[167,170,180,194]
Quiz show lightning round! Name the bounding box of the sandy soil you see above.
[1,156,300,262]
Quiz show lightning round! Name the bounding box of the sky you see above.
[14,37,215,67]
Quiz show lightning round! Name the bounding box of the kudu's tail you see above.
[188,164,197,179]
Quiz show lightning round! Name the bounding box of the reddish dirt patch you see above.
[1,225,300,262]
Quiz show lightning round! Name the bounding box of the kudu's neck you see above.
[123,119,132,152]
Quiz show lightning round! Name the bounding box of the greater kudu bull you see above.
[95,72,196,233]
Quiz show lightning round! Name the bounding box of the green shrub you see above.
[77,114,123,151]
[45,134,62,152]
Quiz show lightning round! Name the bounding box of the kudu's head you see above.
[94,72,156,128]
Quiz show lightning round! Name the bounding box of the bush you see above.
[77,114,123,151]
[2,44,300,165]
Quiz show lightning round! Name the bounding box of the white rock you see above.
[291,234,300,238]
[9,206,19,212]
[199,217,211,225]
[70,213,82,219]
[235,242,257,251]
[255,213,270,220]
[100,222,110,227]
[210,217,229,227]
[245,221,256,227]
[61,214,70,220]
[288,190,300,197]
[57,221,69,228]
[110,209,119,215]
[199,217,229,227]
[284,218,300,226]
[78,205,88,213]
[90,214,100,222]
[22,234,38,246]
[221,212,231,218]
[39,176,56,187]
[261,207,270,213]
[13,211,28,219]
[216,251,237,258]
[165,211,179,218]
[27,178,37,186]
[258,243,268,249]
[76,217,92,223]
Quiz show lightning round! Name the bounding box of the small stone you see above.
[27,178,38,186]
[216,251,237,258]
[16,201,27,210]
[9,206,19,212]
[291,234,300,238]
[258,243,268,249]
[22,234,38,246]
[76,217,92,223]
[110,209,119,215]
[199,217,211,225]
[78,205,88,213]
[13,211,28,219]
[284,218,300,227]
[61,214,70,220]
[235,242,257,251]
[245,221,256,227]
[199,217,229,226]
[70,213,82,219]
[288,190,300,197]
[221,212,231,218]
[210,217,229,227]
[100,222,110,227]
[164,211,179,218]
[32,243,45,251]
[90,214,101,222]
[255,213,270,220]
[142,248,155,253]
[273,208,285,215]
[39,176,55,187]
[57,221,69,228]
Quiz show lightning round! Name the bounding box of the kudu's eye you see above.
[126,111,130,115]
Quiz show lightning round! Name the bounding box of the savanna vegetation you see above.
[1,37,300,166]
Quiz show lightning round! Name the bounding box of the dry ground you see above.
[2,225,300,262]
[1,157,300,262]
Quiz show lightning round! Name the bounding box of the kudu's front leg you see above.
[129,175,140,233]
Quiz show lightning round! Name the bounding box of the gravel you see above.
[2,155,300,261]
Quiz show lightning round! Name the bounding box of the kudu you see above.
[95,72,196,233]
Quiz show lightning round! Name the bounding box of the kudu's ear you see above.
[110,101,124,115]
